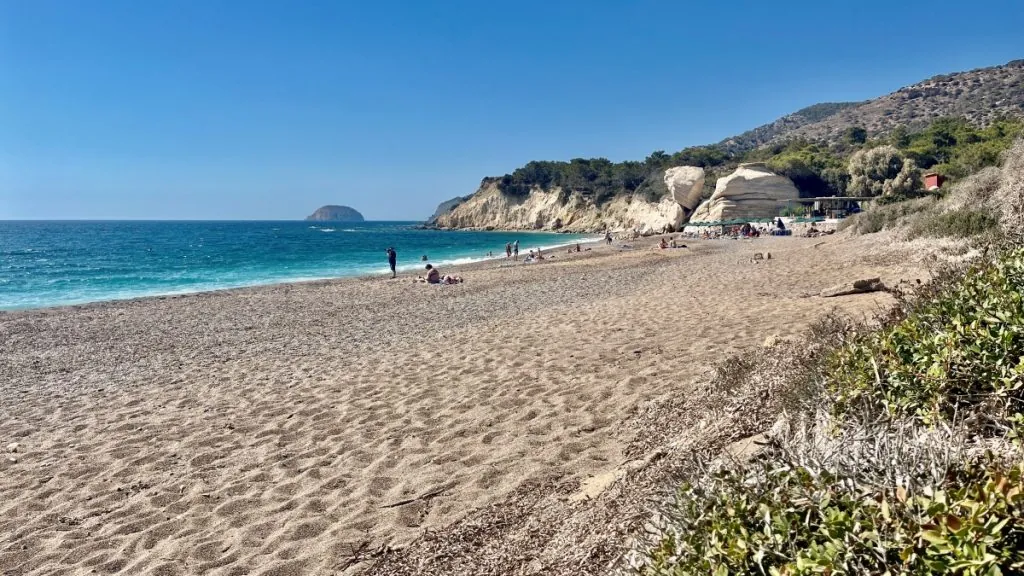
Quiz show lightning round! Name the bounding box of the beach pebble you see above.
[6,442,18,453]
[6,456,16,464]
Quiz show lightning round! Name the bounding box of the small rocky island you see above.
[305,205,365,222]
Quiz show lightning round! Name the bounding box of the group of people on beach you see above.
[504,240,520,260]
[384,246,463,284]
[387,235,582,284]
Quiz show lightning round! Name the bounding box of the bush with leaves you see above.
[828,249,1024,427]
[848,145,922,197]
[633,454,1024,576]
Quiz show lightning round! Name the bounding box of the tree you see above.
[848,145,921,197]
[762,141,848,197]
[645,151,670,169]
[889,125,911,148]
[845,126,868,145]
[670,145,728,168]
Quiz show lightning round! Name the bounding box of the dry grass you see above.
[997,139,1024,241]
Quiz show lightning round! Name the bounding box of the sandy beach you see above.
[1,233,933,575]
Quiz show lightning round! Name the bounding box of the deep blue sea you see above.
[0,221,590,310]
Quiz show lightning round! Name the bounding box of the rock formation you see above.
[305,205,365,222]
[431,182,684,234]
[427,195,472,223]
[690,164,799,222]
[664,166,705,213]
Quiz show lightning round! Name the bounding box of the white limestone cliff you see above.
[690,164,799,221]
[664,166,705,212]
[431,183,685,234]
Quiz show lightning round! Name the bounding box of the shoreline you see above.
[0,233,602,315]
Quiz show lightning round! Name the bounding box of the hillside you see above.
[721,59,1024,152]
[427,195,471,223]
[715,102,863,154]
[430,59,1024,232]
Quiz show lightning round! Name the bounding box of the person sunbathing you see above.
[425,264,440,284]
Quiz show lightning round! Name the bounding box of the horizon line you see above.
[0,218,427,223]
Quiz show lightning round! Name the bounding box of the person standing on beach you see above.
[513,240,519,261]
[386,247,397,278]
[505,242,512,259]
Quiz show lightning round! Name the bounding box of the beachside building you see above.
[924,173,946,191]
[779,197,870,219]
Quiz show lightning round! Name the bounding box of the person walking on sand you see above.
[385,247,397,278]
[513,240,519,261]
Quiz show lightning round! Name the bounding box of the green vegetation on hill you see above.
[490,117,1024,205]
[486,146,731,205]
[896,117,1024,179]
[481,60,1024,208]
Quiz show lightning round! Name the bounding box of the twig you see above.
[379,485,451,509]
[337,540,369,571]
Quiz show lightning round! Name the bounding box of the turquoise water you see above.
[0,221,589,310]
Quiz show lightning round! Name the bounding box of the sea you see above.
[0,221,591,311]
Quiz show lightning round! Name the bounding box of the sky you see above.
[1,0,1022,221]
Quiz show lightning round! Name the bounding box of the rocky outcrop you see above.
[305,205,364,222]
[431,183,684,234]
[427,195,472,223]
[665,166,705,212]
[690,164,799,222]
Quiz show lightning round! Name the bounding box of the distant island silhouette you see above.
[305,205,365,222]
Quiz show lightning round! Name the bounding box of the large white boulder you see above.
[664,166,705,212]
[690,163,799,222]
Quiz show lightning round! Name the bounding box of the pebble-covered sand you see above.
[0,234,930,575]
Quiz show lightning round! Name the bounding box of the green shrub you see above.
[837,197,935,235]
[634,458,1024,575]
[828,249,1024,426]
[906,208,1000,240]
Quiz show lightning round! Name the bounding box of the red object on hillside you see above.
[924,173,945,191]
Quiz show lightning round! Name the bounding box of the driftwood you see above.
[820,277,887,298]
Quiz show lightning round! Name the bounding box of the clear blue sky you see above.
[1,0,1021,220]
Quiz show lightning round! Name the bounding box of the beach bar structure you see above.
[778,196,870,219]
